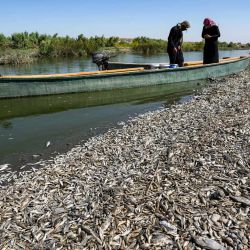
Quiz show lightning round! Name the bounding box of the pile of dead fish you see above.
[0,70,249,249]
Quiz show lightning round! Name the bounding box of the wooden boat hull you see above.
[0,56,249,98]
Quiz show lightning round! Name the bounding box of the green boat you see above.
[0,56,249,99]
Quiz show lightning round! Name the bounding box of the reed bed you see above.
[0,49,38,65]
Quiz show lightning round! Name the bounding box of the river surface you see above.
[0,50,249,75]
[0,50,249,170]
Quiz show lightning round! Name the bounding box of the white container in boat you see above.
[159,64,170,69]
[169,64,178,68]
[149,63,160,69]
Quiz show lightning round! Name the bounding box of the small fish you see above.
[230,195,250,206]
[32,154,40,159]
[159,220,177,232]
[117,121,125,126]
[46,141,51,147]
[193,236,226,250]
[20,198,30,210]
[0,164,10,171]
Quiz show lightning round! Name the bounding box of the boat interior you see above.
[0,55,249,79]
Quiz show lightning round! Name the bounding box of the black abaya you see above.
[202,25,220,64]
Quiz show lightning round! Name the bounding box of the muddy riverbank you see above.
[0,70,249,249]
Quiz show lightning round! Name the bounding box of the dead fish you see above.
[117,121,125,126]
[230,195,250,206]
[81,225,102,245]
[54,207,66,214]
[120,229,131,237]
[33,154,41,159]
[193,236,226,250]
[211,214,221,223]
[101,216,112,231]
[0,164,10,171]
[152,233,173,247]
[20,198,30,210]
[159,220,177,232]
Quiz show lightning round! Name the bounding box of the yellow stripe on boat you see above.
[1,67,145,79]
[184,56,250,67]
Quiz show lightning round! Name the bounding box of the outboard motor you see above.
[92,52,110,71]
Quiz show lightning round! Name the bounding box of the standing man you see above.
[167,21,190,67]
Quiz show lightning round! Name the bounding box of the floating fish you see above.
[0,164,10,171]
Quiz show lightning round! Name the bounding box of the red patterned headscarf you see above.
[203,18,216,27]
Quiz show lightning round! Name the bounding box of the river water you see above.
[0,50,249,169]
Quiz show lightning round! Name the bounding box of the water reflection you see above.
[0,80,206,168]
[0,80,205,121]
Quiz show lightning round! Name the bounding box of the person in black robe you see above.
[167,21,190,67]
[202,18,221,64]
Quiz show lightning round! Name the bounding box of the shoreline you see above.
[0,70,249,249]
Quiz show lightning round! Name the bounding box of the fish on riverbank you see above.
[0,70,249,249]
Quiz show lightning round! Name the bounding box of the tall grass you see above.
[0,32,121,58]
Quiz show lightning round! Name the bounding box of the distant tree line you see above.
[0,32,249,58]
[131,37,250,54]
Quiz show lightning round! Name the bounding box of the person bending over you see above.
[167,20,190,67]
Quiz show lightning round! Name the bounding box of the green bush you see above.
[132,37,166,54]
